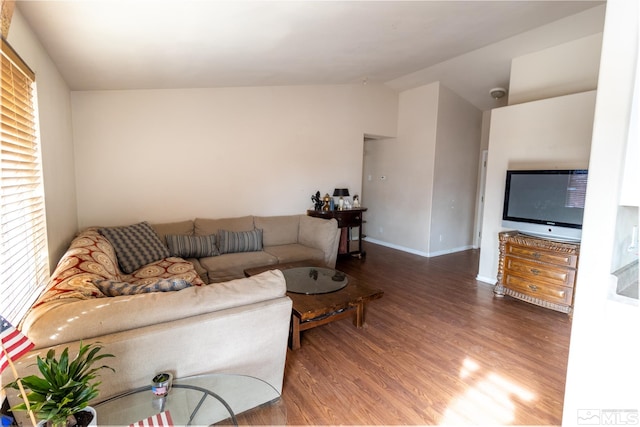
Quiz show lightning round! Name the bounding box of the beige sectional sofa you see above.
[1,214,339,419]
[152,214,341,283]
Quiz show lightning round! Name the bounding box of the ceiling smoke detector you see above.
[490,87,507,100]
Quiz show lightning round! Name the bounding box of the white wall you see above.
[363,82,481,256]
[430,85,482,254]
[476,17,604,284]
[472,111,492,248]
[477,91,596,283]
[509,33,603,105]
[563,0,639,420]
[7,9,78,267]
[479,111,492,152]
[363,83,438,254]
[612,206,639,271]
[71,85,398,228]
[361,136,397,244]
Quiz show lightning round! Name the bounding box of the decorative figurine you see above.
[311,191,323,211]
[353,195,360,208]
[322,193,331,211]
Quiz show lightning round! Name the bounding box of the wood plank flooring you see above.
[277,243,572,425]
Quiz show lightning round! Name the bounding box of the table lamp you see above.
[333,188,350,210]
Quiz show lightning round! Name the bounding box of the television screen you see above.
[502,170,588,241]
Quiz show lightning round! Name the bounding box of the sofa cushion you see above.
[263,244,325,265]
[186,257,209,284]
[217,229,263,254]
[151,220,194,245]
[254,215,300,246]
[166,234,219,258]
[201,251,278,283]
[93,278,193,296]
[121,257,206,287]
[195,216,254,236]
[99,222,170,274]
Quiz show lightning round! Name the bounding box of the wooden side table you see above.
[307,208,367,258]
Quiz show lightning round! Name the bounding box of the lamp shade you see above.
[333,188,350,197]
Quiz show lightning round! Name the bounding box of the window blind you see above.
[1,37,49,325]
[566,174,588,209]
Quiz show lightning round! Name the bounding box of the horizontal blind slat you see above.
[1,39,48,325]
[0,89,34,113]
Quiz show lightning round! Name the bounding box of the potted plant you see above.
[4,341,114,427]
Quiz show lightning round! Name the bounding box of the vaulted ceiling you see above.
[16,1,605,110]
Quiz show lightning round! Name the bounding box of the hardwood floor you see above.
[278,243,572,426]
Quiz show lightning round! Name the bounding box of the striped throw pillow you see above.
[166,234,219,258]
[99,222,170,274]
[217,229,263,254]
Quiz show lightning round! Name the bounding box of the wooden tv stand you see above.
[494,230,580,314]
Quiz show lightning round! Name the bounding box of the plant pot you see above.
[36,406,97,427]
[77,406,97,427]
[152,372,173,397]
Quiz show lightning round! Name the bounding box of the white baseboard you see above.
[428,245,474,258]
[364,237,429,257]
[476,275,496,285]
[364,238,473,258]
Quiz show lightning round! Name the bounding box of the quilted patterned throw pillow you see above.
[99,222,170,274]
[93,278,192,297]
[217,229,263,254]
[166,234,219,258]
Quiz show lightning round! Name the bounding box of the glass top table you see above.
[282,266,348,294]
[244,261,384,350]
[94,374,285,426]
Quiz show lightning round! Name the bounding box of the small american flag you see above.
[129,411,174,427]
[0,315,35,374]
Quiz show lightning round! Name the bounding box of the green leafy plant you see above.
[5,342,115,427]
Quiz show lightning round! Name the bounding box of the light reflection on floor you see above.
[440,357,535,425]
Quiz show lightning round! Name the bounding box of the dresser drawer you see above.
[504,274,574,306]
[504,256,576,288]
[506,243,578,268]
[335,212,362,228]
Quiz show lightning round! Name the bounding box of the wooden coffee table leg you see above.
[354,302,365,327]
[290,314,301,350]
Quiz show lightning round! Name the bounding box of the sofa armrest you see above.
[298,216,340,268]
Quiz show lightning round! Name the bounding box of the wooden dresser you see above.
[494,230,580,314]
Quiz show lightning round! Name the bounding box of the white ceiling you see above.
[16,1,605,110]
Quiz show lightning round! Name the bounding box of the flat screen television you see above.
[502,169,588,242]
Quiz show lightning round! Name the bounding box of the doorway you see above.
[474,150,488,248]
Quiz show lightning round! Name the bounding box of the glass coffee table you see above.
[245,261,384,350]
[94,374,285,426]
[282,266,349,294]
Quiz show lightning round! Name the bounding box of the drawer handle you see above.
[531,268,540,275]
[528,284,538,292]
[532,252,541,259]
